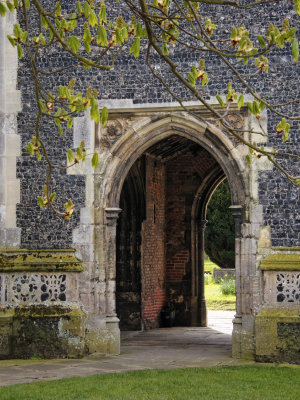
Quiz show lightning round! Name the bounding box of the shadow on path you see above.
[0,310,243,386]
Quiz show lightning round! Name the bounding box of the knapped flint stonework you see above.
[0,1,299,361]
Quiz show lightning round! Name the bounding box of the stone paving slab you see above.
[0,310,253,387]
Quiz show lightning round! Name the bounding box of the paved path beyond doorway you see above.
[0,310,249,387]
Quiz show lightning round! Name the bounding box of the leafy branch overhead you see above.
[0,0,299,218]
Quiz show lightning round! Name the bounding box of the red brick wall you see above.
[141,156,166,329]
[141,148,217,328]
[165,149,217,324]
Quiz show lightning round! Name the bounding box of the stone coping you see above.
[0,304,85,318]
[0,249,84,272]
[256,305,300,318]
[260,247,300,271]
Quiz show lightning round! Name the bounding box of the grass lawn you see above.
[204,260,236,311]
[205,280,236,311]
[1,366,300,400]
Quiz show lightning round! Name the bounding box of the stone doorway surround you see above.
[71,99,270,360]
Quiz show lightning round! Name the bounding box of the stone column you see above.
[229,205,243,358]
[104,207,121,354]
[198,219,207,327]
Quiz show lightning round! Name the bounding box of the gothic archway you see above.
[97,111,258,358]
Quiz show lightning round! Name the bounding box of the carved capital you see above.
[104,208,122,225]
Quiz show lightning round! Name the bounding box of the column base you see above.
[106,316,120,355]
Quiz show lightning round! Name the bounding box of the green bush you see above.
[205,180,235,269]
[220,277,236,296]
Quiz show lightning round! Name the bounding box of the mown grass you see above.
[204,260,236,311]
[1,366,300,400]
[205,280,236,311]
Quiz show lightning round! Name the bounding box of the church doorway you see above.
[116,134,234,331]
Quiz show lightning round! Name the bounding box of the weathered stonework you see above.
[0,305,86,359]
[0,2,299,362]
[255,247,300,364]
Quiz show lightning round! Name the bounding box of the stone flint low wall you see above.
[255,247,300,364]
[0,249,87,359]
[212,268,235,281]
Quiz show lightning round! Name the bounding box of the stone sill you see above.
[0,248,84,272]
[260,248,300,271]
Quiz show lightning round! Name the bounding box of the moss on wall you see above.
[255,306,300,364]
[260,248,300,271]
[0,305,86,359]
[0,249,84,272]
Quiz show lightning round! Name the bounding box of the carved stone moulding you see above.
[98,118,132,149]
[260,247,300,305]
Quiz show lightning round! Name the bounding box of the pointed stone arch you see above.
[80,109,264,358]
[101,113,248,208]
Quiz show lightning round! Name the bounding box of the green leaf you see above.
[67,149,74,163]
[246,154,252,165]
[25,142,34,155]
[292,38,299,62]
[49,192,56,203]
[258,100,266,111]
[39,33,46,45]
[67,118,74,129]
[6,1,14,12]
[57,122,63,136]
[130,37,140,58]
[76,147,82,159]
[41,15,48,29]
[97,25,108,46]
[76,1,83,14]
[237,94,244,109]
[286,28,296,42]
[91,152,99,169]
[88,10,98,27]
[100,106,108,126]
[83,26,92,53]
[192,65,198,78]
[247,102,253,114]
[162,42,169,55]
[257,35,265,48]
[37,196,45,208]
[230,27,237,40]
[13,23,22,38]
[16,43,23,59]
[24,0,30,9]
[252,101,259,115]
[0,3,7,16]
[99,5,107,24]
[216,94,225,107]
[188,72,196,87]
[7,35,15,47]
[83,1,91,17]
[36,152,42,161]
[283,123,290,142]
[136,22,143,37]
[122,26,128,41]
[116,27,123,44]
[21,31,28,43]
[90,97,100,123]
[295,0,300,15]
[68,36,80,53]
